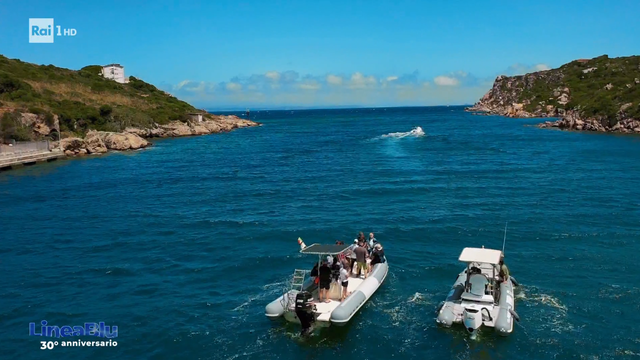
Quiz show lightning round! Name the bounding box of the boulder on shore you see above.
[90,131,150,151]
[59,115,257,157]
[84,132,108,154]
[61,131,149,156]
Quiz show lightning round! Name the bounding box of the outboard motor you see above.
[294,291,316,337]
[462,308,483,339]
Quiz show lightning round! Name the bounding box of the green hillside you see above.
[498,55,640,121]
[0,55,199,140]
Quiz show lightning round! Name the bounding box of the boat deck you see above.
[312,273,366,322]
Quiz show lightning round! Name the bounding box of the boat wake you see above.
[378,126,426,139]
[517,286,573,334]
[232,279,288,312]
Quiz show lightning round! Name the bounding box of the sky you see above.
[1,0,639,109]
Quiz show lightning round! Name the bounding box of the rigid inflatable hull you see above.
[330,261,388,325]
[436,271,516,336]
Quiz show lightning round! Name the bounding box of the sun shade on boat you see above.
[300,243,351,255]
[458,247,502,265]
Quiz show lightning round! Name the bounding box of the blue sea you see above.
[1,106,639,359]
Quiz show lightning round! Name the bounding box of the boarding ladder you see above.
[283,269,308,310]
[291,269,307,291]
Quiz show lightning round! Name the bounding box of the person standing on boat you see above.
[498,254,510,283]
[368,233,378,255]
[354,241,369,278]
[370,244,386,269]
[339,263,350,301]
[318,259,332,303]
[347,239,358,273]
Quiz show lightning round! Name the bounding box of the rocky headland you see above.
[466,55,640,133]
[0,54,260,159]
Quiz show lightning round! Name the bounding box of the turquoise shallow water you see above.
[1,106,640,359]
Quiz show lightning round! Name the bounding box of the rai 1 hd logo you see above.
[29,18,77,43]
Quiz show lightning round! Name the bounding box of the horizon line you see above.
[206,104,473,112]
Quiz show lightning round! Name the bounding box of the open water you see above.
[1,106,639,359]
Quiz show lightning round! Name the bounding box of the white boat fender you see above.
[509,308,520,322]
[298,237,307,250]
[510,276,519,287]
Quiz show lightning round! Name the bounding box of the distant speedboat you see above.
[436,246,520,339]
[380,126,425,139]
[265,238,388,335]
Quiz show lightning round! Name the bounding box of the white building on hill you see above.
[101,64,129,84]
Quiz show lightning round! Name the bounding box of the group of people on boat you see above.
[310,232,387,303]
[346,232,386,278]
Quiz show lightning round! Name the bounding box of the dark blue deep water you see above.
[1,106,640,359]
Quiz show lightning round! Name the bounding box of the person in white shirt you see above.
[339,263,351,301]
[368,233,378,254]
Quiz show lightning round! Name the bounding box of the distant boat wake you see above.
[379,126,425,139]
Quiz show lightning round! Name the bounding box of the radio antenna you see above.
[502,222,508,254]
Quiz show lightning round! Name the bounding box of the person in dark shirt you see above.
[370,244,386,268]
[318,259,332,303]
[330,256,341,282]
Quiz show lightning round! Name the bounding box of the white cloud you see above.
[348,72,377,89]
[226,82,242,91]
[167,68,508,108]
[434,76,460,86]
[176,80,191,90]
[265,71,281,82]
[326,74,343,85]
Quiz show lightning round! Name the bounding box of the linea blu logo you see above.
[29,320,118,338]
[29,18,77,43]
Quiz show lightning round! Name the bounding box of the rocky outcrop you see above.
[60,138,86,156]
[60,131,149,156]
[466,73,567,119]
[18,111,259,158]
[466,55,640,134]
[122,115,260,139]
[84,132,108,154]
[538,110,640,133]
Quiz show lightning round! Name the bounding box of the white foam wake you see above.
[380,126,425,139]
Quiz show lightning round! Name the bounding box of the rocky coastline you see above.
[54,115,259,156]
[465,56,640,134]
[467,97,640,134]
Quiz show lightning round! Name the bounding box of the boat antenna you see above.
[502,221,508,255]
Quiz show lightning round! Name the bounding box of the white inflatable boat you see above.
[265,239,388,333]
[436,246,520,338]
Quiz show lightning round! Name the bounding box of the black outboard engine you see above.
[294,291,316,336]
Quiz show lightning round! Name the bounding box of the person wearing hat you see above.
[370,243,386,271]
